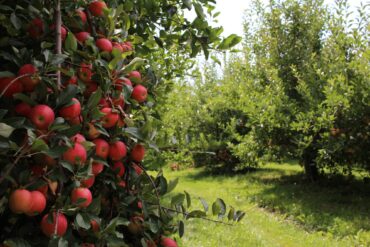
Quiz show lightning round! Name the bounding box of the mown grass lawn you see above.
[160,162,370,247]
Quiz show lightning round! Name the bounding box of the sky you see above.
[189,0,368,36]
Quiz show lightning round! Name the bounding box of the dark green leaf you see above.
[87,87,102,109]
[167,178,179,193]
[13,93,37,106]
[0,71,15,78]
[75,213,91,229]
[10,13,21,30]
[217,34,242,50]
[199,197,209,212]
[65,32,77,52]
[171,193,185,207]
[179,220,185,238]
[56,84,78,107]
[186,210,206,219]
[184,190,191,208]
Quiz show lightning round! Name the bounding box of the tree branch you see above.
[55,0,62,89]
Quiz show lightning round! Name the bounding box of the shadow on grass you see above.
[251,173,370,236]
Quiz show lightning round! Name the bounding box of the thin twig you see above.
[0,74,32,98]
[0,147,30,185]
[55,0,62,89]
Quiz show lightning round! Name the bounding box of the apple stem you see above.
[55,0,62,89]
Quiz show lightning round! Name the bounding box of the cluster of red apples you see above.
[0,1,178,246]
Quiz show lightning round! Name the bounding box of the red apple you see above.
[90,219,100,232]
[121,41,133,52]
[109,141,127,161]
[66,75,78,85]
[28,18,44,39]
[75,32,91,44]
[131,85,148,103]
[161,237,178,247]
[92,162,104,175]
[50,24,67,41]
[15,102,32,117]
[100,107,119,128]
[88,1,108,17]
[30,105,55,130]
[84,82,98,97]
[96,38,113,52]
[117,117,125,127]
[131,144,145,162]
[112,161,125,176]
[59,98,81,120]
[71,187,92,208]
[92,138,109,159]
[0,77,23,98]
[76,9,87,24]
[71,133,86,143]
[63,143,87,165]
[113,78,132,90]
[78,63,93,82]
[26,191,46,216]
[133,163,143,175]
[117,180,126,188]
[112,95,124,108]
[41,212,68,237]
[128,71,141,82]
[36,184,48,197]
[18,64,40,92]
[9,189,32,214]
[31,164,45,176]
[68,115,83,125]
[98,98,109,108]
[81,176,95,188]
[112,42,123,53]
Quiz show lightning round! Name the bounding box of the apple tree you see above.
[0,0,243,246]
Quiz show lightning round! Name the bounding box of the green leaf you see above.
[56,84,78,107]
[31,139,49,152]
[186,210,206,219]
[193,3,205,19]
[65,32,78,52]
[228,207,235,221]
[179,220,185,238]
[234,210,246,222]
[171,193,185,207]
[0,123,14,138]
[184,190,191,208]
[167,178,179,193]
[199,197,209,212]
[13,93,37,106]
[122,57,146,73]
[75,213,91,229]
[4,238,31,247]
[50,54,68,66]
[87,87,102,109]
[0,71,15,78]
[217,34,242,50]
[10,13,21,30]
[183,0,192,10]
[60,161,74,173]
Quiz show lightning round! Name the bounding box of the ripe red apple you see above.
[100,107,119,128]
[128,71,141,82]
[67,75,77,85]
[68,115,83,125]
[75,32,91,44]
[9,189,32,214]
[133,163,143,176]
[92,138,109,159]
[15,102,31,117]
[44,154,57,166]
[31,164,45,176]
[36,184,48,197]
[117,180,126,188]
[92,162,104,175]
[28,18,44,39]
[50,24,67,41]
[18,64,40,92]
[41,212,68,237]
[71,187,92,208]
[88,1,108,17]
[112,95,124,108]
[114,77,132,90]
[90,219,100,232]
[30,105,55,130]
[84,82,98,97]
[131,144,145,162]
[71,133,86,143]
[121,41,133,52]
[112,42,123,53]
[131,85,148,103]
[86,123,100,139]
[109,141,127,161]
[98,98,109,108]
[78,63,93,82]
[96,38,113,52]
[76,9,87,24]
[0,77,23,98]
[59,98,81,120]
[81,176,95,188]
[117,117,125,128]
[63,143,87,165]
[26,191,46,216]
[161,237,178,247]
[112,161,125,176]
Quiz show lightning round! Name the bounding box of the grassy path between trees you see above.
[162,162,370,247]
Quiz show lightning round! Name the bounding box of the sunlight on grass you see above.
[161,162,370,247]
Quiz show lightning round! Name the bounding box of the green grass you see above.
[161,162,370,247]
